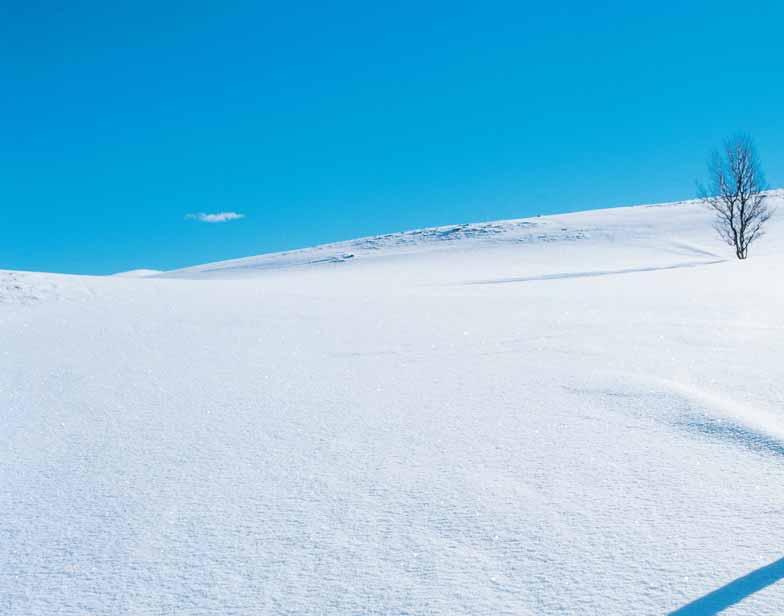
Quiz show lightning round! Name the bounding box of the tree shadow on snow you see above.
[669,557,784,615]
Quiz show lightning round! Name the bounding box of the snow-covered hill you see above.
[112,268,162,278]
[2,195,784,615]
[162,196,739,279]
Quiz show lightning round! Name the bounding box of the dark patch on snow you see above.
[677,414,784,458]
[307,253,355,265]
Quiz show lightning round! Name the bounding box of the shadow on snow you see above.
[669,557,784,615]
[465,260,724,285]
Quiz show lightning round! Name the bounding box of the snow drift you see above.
[2,195,784,615]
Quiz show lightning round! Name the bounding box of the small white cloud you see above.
[186,212,245,223]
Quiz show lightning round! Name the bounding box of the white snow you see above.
[111,269,162,278]
[2,194,784,615]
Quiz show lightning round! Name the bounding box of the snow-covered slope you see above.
[112,268,162,278]
[161,196,738,280]
[2,196,784,615]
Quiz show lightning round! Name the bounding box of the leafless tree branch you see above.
[698,135,773,259]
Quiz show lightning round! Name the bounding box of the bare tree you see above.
[698,135,772,259]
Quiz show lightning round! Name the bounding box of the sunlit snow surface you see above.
[2,196,784,614]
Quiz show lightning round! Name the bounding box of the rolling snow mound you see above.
[2,194,784,615]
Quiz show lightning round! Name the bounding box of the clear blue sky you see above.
[2,1,783,274]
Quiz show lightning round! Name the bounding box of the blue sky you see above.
[2,1,783,274]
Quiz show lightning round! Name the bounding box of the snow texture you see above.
[111,269,163,278]
[2,195,784,615]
